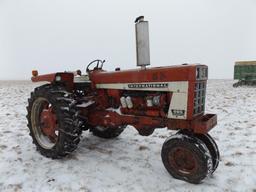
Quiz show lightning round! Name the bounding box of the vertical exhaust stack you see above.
[135,16,150,69]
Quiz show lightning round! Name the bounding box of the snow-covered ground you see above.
[0,80,255,192]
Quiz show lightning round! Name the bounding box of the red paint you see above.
[40,107,58,142]
[166,114,217,134]
[31,73,57,83]
[169,146,198,174]
[86,107,216,135]
[89,64,205,84]
[31,72,74,91]
[31,64,217,135]
[191,114,217,134]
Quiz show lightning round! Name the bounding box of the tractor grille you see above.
[193,81,206,115]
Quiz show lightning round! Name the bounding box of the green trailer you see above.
[233,61,256,87]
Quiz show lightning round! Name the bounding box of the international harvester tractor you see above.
[26,17,219,184]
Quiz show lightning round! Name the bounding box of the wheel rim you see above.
[169,147,198,175]
[177,130,219,173]
[31,97,59,149]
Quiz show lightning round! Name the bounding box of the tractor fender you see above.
[31,72,74,90]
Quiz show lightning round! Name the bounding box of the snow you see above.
[0,80,255,192]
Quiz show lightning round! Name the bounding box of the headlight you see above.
[55,75,62,81]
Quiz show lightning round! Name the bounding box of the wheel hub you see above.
[40,106,58,142]
[169,147,198,175]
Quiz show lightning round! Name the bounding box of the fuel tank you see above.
[89,64,202,84]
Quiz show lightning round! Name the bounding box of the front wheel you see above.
[193,133,220,173]
[161,134,213,184]
[177,130,220,173]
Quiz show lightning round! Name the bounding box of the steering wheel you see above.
[86,59,105,72]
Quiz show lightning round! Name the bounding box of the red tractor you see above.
[26,17,219,184]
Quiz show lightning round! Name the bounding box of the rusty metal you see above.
[40,107,58,142]
[169,147,198,175]
[89,64,199,84]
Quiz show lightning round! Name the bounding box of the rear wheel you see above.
[161,134,212,184]
[26,84,83,159]
[90,126,126,139]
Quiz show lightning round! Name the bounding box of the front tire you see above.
[161,134,213,184]
[26,84,83,159]
[177,130,220,173]
[194,134,220,173]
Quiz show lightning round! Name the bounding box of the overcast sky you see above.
[0,0,255,80]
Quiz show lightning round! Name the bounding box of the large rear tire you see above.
[161,134,212,184]
[26,84,83,159]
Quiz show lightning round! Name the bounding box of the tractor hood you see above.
[89,64,207,84]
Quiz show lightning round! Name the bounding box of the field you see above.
[0,80,255,192]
